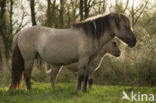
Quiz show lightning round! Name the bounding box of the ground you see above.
[0,82,155,103]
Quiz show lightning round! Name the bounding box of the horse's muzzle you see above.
[113,51,121,57]
[128,36,137,48]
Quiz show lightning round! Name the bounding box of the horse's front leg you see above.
[82,67,89,92]
[77,57,89,92]
[77,68,84,90]
[88,69,94,89]
[50,65,61,88]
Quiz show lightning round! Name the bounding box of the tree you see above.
[0,49,2,71]
[0,0,11,59]
[30,0,37,26]
[9,0,14,35]
[84,0,92,19]
[115,0,129,13]
[130,0,148,26]
[47,0,52,27]
[59,0,64,28]
[46,0,56,27]
[80,0,83,20]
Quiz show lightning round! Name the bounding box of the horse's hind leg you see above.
[50,66,61,88]
[22,51,36,90]
[24,59,34,90]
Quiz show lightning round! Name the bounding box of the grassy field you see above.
[0,82,156,103]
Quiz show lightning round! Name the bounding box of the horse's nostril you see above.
[128,37,136,48]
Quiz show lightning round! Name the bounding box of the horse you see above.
[9,13,136,92]
[50,40,121,88]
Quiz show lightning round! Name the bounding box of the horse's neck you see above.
[90,49,107,68]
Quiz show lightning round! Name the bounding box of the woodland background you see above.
[0,0,156,87]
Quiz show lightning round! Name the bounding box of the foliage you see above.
[0,82,156,103]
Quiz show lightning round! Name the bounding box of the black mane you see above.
[73,13,120,40]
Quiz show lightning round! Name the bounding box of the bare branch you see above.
[134,4,144,14]
[115,0,122,13]
[89,0,105,8]
[123,0,129,12]
[133,1,148,25]
[14,22,29,35]
[14,10,27,34]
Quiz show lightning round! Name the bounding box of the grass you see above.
[0,82,156,103]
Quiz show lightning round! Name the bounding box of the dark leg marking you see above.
[88,79,93,89]
[77,74,84,90]
[24,74,31,90]
[82,75,88,92]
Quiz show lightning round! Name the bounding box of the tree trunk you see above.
[0,0,10,59]
[0,49,2,71]
[47,0,52,27]
[1,35,10,59]
[9,0,13,35]
[0,0,6,35]
[46,0,56,27]
[30,0,37,26]
[0,0,11,75]
[59,0,64,28]
[84,0,89,19]
[80,0,83,20]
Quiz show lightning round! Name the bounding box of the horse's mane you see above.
[72,13,121,40]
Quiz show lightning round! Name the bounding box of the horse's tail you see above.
[9,42,24,90]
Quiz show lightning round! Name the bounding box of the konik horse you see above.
[10,13,136,92]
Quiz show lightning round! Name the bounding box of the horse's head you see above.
[104,41,120,57]
[110,13,136,48]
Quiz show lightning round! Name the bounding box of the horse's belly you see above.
[41,55,78,66]
[38,47,78,66]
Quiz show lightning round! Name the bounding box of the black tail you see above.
[9,44,24,90]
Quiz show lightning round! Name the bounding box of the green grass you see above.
[0,82,156,103]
